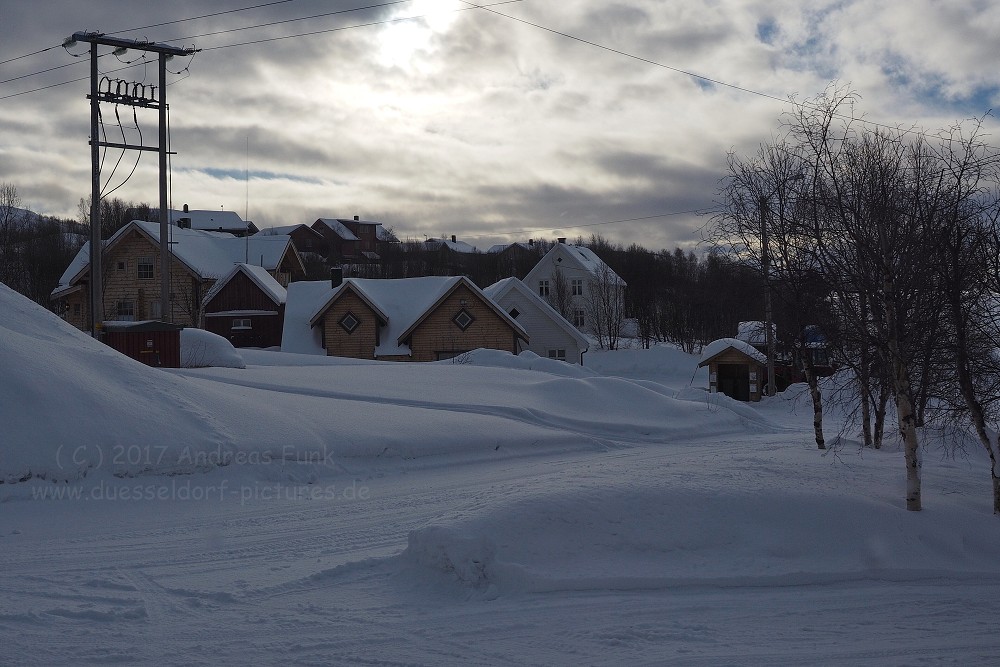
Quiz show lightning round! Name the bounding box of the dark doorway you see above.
[717,363,750,401]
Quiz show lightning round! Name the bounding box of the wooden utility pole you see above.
[70,31,198,337]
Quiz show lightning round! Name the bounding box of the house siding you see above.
[100,229,204,326]
[407,285,518,362]
[490,288,586,364]
[320,291,380,360]
[204,271,284,347]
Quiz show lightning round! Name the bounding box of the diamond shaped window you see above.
[339,312,360,334]
[453,309,475,331]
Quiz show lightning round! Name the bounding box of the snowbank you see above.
[445,349,598,378]
[1,286,767,485]
[399,478,1000,598]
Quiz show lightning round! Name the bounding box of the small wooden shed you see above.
[102,321,184,368]
[699,338,768,402]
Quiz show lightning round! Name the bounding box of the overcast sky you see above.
[2,1,999,251]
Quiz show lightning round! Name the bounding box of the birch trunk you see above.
[884,278,921,511]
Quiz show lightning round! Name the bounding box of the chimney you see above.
[354,215,359,221]
[331,267,343,288]
[183,204,189,213]
[557,237,566,244]
[451,234,457,243]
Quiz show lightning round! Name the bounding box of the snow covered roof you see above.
[314,218,360,241]
[258,223,322,238]
[203,263,287,308]
[286,276,526,357]
[424,238,478,254]
[699,338,768,366]
[52,221,301,295]
[53,240,92,295]
[170,209,250,233]
[484,277,589,350]
[528,243,625,286]
[486,242,533,254]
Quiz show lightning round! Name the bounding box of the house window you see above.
[72,302,81,316]
[573,309,585,327]
[571,278,583,296]
[548,349,567,361]
[339,312,360,334]
[116,260,127,273]
[149,300,161,319]
[116,300,135,321]
[453,309,475,331]
[232,318,252,330]
[538,280,550,297]
[509,307,520,319]
[138,256,154,280]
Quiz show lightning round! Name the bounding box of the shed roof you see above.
[698,338,768,366]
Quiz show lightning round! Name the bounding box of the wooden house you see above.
[698,338,768,402]
[51,220,305,330]
[203,263,287,348]
[312,218,361,262]
[258,224,328,257]
[483,277,589,364]
[282,275,527,361]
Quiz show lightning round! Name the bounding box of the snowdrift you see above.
[1,286,766,485]
[180,328,246,369]
[398,479,1000,598]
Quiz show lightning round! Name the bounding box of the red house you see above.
[203,263,287,348]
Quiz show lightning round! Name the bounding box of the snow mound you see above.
[443,348,598,378]
[0,285,234,483]
[181,328,246,369]
[399,481,1000,597]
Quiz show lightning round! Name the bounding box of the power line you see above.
[197,0,523,52]
[109,0,301,34]
[0,1,502,89]
[159,1,411,44]
[0,45,61,67]
[459,1,999,145]
[0,0,304,67]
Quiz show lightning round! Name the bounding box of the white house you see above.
[483,277,590,364]
[522,240,626,337]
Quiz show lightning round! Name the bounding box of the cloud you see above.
[2,0,999,250]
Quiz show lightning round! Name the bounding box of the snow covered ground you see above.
[3,284,1000,665]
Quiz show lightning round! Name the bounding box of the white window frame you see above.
[573,308,585,327]
[571,278,583,296]
[116,299,135,321]
[538,280,550,297]
[232,318,252,330]
[137,256,154,280]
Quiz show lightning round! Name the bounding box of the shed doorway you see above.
[717,363,750,401]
